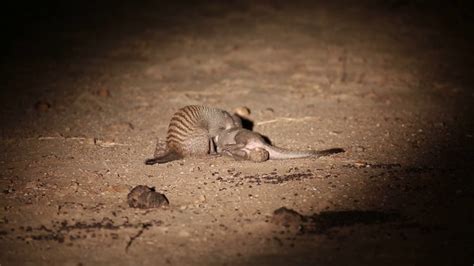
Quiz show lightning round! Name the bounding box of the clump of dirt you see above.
[94,88,111,97]
[271,207,304,231]
[242,171,314,185]
[215,168,316,186]
[34,100,52,112]
[343,162,402,169]
[127,185,169,209]
[14,218,162,245]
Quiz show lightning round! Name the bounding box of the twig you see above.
[36,136,129,147]
[37,135,86,141]
[125,223,151,252]
[256,116,317,126]
[93,139,130,147]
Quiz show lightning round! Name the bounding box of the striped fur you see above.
[145,105,240,165]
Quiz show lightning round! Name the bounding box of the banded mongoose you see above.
[145,105,241,165]
[214,127,344,161]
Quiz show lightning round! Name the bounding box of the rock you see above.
[127,185,169,209]
[198,195,206,203]
[34,101,51,112]
[271,207,303,230]
[233,106,251,118]
[95,88,111,97]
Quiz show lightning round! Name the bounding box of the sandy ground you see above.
[1,1,474,265]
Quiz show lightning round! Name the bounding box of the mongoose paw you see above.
[247,148,269,162]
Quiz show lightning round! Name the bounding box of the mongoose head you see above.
[206,111,241,137]
[222,111,242,129]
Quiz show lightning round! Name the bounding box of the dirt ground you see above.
[1,1,474,265]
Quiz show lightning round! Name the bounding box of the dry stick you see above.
[255,116,317,126]
[125,223,151,252]
[94,139,130,147]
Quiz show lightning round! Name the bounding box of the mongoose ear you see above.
[231,114,243,127]
[232,114,254,130]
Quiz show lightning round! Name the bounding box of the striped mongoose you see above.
[145,105,241,165]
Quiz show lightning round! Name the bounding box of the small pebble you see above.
[96,88,111,97]
[353,146,366,152]
[34,101,51,112]
[178,230,190,237]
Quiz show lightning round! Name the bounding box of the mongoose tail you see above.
[312,148,345,157]
[145,151,182,165]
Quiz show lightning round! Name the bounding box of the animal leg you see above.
[153,139,168,158]
[209,137,217,155]
[182,129,212,156]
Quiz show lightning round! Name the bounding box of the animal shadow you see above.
[234,115,273,144]
[301,210,400,234]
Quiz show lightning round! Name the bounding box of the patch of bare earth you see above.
[1,1,473,265]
